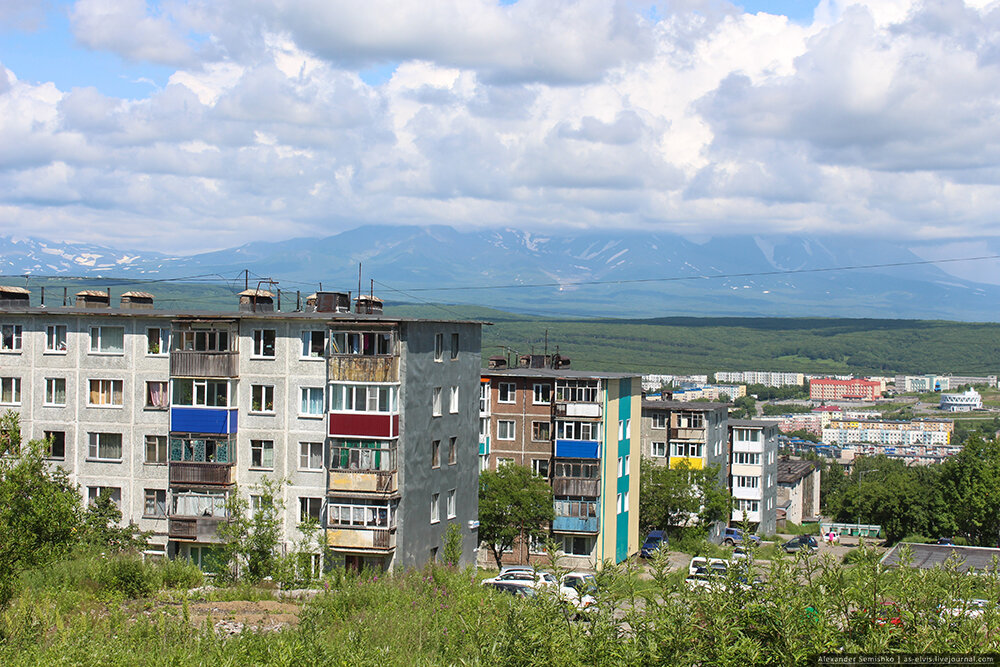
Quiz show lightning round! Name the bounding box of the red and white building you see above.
[809,378,882,402]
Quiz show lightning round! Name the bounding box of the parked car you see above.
[559,572,598,610]
[481,570,558,588]
[723,527,761,547]
[731,545,750,561]
[936,537,956,546]
[482,581,539,598]
[688,556,728,577]
[782,535,819,553]
[640,530,668,558]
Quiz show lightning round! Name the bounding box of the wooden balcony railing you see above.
[169,462,234,486]
[328,356,399,382]
[170,350,239,378]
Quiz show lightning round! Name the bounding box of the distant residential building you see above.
[822,417,953,447]
[897,374,950,393]
[728,420,778,535]
[482,365,641,568]
[776,413,824,436]
[777,460,820,525]
[804,374,853,382]
[640,399,729,542]
[947,375,998,388]
[641,374,709,392]
[939,389,982,412]
[715,371,804,388]
[669,384,745,402]
[809,378,882,402]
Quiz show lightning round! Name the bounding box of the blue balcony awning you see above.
[555,439,600,459]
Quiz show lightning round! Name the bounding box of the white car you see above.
[481,569,558,589]
[688,557,728,577]
[559,572,597,610]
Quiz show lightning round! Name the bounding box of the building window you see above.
[432,440,440,468]
[251,440,274,469]
[617,457,623,478]
[330,384,397,413]
[252,329,276,357]
[447,489,456,519]
[146,327,168,355]
[555,380,598,403]
[733,452,761,465]
[88,379,123,407]
[617,492,623,514]
[330,440,395,471]
[497,420,515,440]
[145,381,168,409]
[554,462,598,479]
[651,441,666,458]
[299,497,323,523]
[432,387,442,417]
[671,442,703,458]
[735,475,760,489]
[618,420,624,440]
[251,384,275,413]
[651,413,666,429]
[626,419,631,439]
[624,491,630,511]
[299,442,323,471]
[301,330,325,358]
[327,499,391,528]
[734,428,758,442]
[1,324,22,351]
[450,333,459,360]
[449,386,459,414]
[431,493,440,523]
[531,421,551,442]
[88,486,121,508]
[88,432,123,461]
[0,377,20,405]
[172,379,231,407]
[498,382,516,403]
[434,333,444,361]
[145,435,167,464]
[497,457,514,467]
[448,437,457,465]
[330,331,393,356]
[300,387,324,416]
[44,378,66,406]
[532,458,550,478]
[175,329,229,352]
[563,536,592,556]
[678,412,705,428]
[533,383,551,405]
[555,421,599,441]
[144,489,167,517]
[46,325,67,352]
[625,454,630,473]
[44,430,65,459]
[89,326,124,354]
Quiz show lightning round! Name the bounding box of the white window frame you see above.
[46,324,67,353]
[434,333,444,361]
[651,441,666,458]
[146,327,168,356]
[89,326,125,355]
[449,386,459,414]
[88,486,121,508]
[497,420,515,440]
[532,458,550,478]
[171,378,232,408]
[300,330,325,359]
[532,383,551,405]
[299,441,324,471]
[299,497,323,523]
[250,439,275,469]
[88,432,123,462]
[531,420,551,442]
[145,435,167,464]
[144,489,167,518]
[251,384,275,414]
[299,387,325,417]
[431,493,440,524]
[252,329,276,358]
[0,377,21,405]
[651,413,666,429]
[329,383,397,413]
[44,377,65,406]
[447,489,456,519]
[88,379,124,407]
[432,387,442,417]
[498,382,516,403]
[1,324,22,352]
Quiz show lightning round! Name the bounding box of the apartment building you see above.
[0,286,482,572]
[669,384,746,402]
[481,362,641,568]
[641,374,709,392]
[640,399,729,541]
[715,371,804,388]
[727,420,778,535]
[808,378,882,402]
[897,374,950,393]
[822,417,953,448]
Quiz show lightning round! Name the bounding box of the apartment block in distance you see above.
[639,399,729,541]
[728,419,778,535]
[0,285,482,572]
[482,356,641,568]
[809,377,882,402]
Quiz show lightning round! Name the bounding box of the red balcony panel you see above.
[329,413,399,438]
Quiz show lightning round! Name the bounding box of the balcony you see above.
[326,527,395,552]
[329,413,399,439]
[555,402,602,418]
[169,462,234,486]
[171,407,238,435]
[554,439,600,459]
[170,350,239,378]
[328,356,399,383]
[671,427,705,441]
[552,516,599,533]
[553,477,601,497]
[167,516,226,542]
[328,469,397,494]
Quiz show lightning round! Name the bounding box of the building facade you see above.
[776,459,820,525]
[715,371,804,388]
[897,374,950,393]
[481,366,641,569]
[939,389,983,412]
[0,288,482,572]
[809,378,882,402]
[727,419,778,535]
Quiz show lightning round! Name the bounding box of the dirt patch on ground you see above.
[151,599,302,635]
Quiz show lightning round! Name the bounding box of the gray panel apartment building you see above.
[0,287,482,571]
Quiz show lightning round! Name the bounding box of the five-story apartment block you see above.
[727,419,778,535]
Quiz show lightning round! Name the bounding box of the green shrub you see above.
[153,557,203,590]
[95,554,154,598]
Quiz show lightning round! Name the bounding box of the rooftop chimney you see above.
[120,291,154,310]
[309,291,351,313]
[239,289,274,312]
[354,294,383,315]
[75,290,111,308]
[0,285,30,308]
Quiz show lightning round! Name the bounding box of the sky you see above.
[1,0,999,254]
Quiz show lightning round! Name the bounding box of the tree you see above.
[940,435,1000,546]
[81,492,150,552]
[731,396,756,419]
[217,478,285,582]
[0,412,81,604]
[478,464,554,570]
[639,458,730,538]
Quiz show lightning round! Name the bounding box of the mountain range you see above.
[1,226,999,321]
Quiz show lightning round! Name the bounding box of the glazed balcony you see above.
[328,356,399,383]
[167,516,226,542]
[671,427,705,441]
[552,477,601,497]
[554,402,602,419]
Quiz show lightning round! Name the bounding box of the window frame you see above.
[252,329,277,358]
[300,330,326,359]
[144,489,167,518]
[43,430,66,459]
[299,386,325,417]
[432,439,440,468]
[299,497,323,524]
[146,327,169,356]
[446,489,456,519]
[250,384,275,414]
[651,441,666,458]
[46,324,67,353]
[430,493,440,524]
[250,439,275,470]
[0,377,22,405]
[299,441,324,471]
[498,382,516,404]
[434,333,444,361]
[0,324,23,352]
[450,333,459,360]
[432,387,442,417]
[88,379,124,407]
[651,413,667,429]
[329,383,397,414]
[532,383,551,405]
[497,420,516,441]
[449,386,459,414]
[145,381,169,410]
[448,437,457,465]
[145,435,168,464]
[89,325,125,355]
[87,432,123,462]
[44,377,66,406]
[531,420,551,442]
[171,378,232,408]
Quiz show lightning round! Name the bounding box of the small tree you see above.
[217,478,285,583]
[639,458,730,538]
[479,464,554,570]
[81,492,150,552]
[442,523,463,567]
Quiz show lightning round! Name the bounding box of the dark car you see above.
[783,535,819,553]
[723,527,761,547]
[641,530,668,558]
[937,537,956,546]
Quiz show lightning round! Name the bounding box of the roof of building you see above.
[880,543,1000,573]
[120,291,155,299]
[641,399,730,411]
[0,286,30,294]
[75,290,110,297]
[729,419,776,428]
[777,460,817,485]
[484,368,638,380]
[238,289,274,298]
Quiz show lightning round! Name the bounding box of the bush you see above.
[95,555,155,598]
[154,557,203,590]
